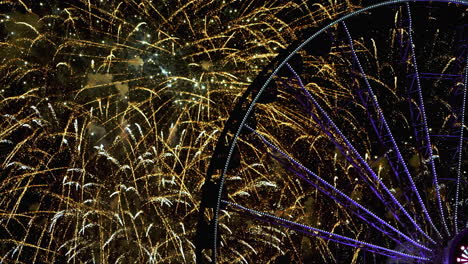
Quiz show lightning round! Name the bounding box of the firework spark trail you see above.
[243,123,431,253]
[454,53,468,234]
[0,0,344,262]
[223,200,431,261]
[2,0,465,263]
[207,1,467,262]
[283,62,438,248]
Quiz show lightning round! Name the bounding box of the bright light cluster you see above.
[457,246,468,263]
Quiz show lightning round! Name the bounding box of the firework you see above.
[0,0,350,263]
[199,1,468,263]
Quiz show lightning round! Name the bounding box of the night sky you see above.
[0,1,467,263]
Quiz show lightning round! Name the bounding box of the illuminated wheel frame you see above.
[197,0,468,263]
[450,229,468,263]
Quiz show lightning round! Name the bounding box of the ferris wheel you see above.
[196,0,468,263]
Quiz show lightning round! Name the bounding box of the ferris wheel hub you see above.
[444,228,468,264]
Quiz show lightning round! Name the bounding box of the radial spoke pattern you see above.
[405,2,450,236]
[199,1,468,263]
[285,62,438,245]
[341,21,437,243]
[244,124,431,252]
[222,200,431,262]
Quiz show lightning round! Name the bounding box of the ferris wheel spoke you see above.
[405,2,450,236]
[244,124,432,252]
[282,62,440,242]
[341,21,436,244]
[222,200,431,262]
[197,2,468,263]
[454,53,468,234]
